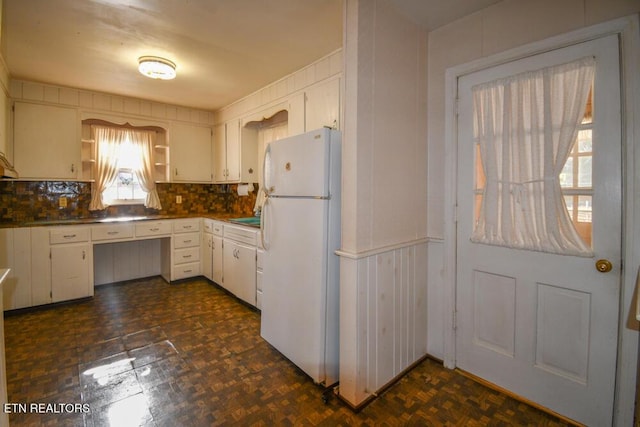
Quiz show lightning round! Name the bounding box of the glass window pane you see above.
[117,171,134,200]
[578,156,592,188]
[564,195,592,248]
[578,129,592,153]
[577,195,592,223]
[560,157,573,188]
[564,195,575,217]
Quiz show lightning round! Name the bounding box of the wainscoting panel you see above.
[339,240,428,407]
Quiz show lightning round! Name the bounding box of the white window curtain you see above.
[89,125,162,211]
[131,130,162,210]
[89,126,124,211]
[471,57,595,256]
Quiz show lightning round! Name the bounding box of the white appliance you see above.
[260,128,341,386]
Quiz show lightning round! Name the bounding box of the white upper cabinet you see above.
[170,122,212,182]
[213,118,257,183]
[287,92,306,136]
[13,102,80,180]
[213,123,227,182]
[225,118,241,181]
[274,78,341,138]
[305,78,340,131]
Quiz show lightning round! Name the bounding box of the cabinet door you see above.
[225,118,241,181]
[213,124,227,182]
[288,92,306,136]
[170,122,212,182]
[222,239,236,294]
[30,227,51,306]
[223,239,256,306]
[234,242,256,306]
[305,78,340,131]
[212,236,223,284]
[14,102,79,179]
[51,243,91,302]
[202,233,213,281]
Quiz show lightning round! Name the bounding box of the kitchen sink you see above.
[229,217,261,227]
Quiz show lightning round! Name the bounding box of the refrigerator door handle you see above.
[263,144,274,195]
[261,195,270,250]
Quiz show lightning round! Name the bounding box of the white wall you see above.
[339,0,428,408]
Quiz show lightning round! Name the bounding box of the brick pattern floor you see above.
[4,277,569,426]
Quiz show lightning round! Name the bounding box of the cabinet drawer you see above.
[135,221,172,237]
[213,221,224,236]
[91,224,134,241]
[173,218,200,233]
[50,227,90,244]
[223,224,257,246]
[174,247,200,265]
[172,262,200,280]
[173,232,200,249]
[203,219,223,236]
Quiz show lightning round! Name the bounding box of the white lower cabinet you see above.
[202,219,224,285]
[212,235,223,284]
[163,219,201,282]
[1,217,261,310]
[222,224,257,307]
[50,243,92,302]
[202,232,213,281]
[223,239,256,306]
[49,227,93,303]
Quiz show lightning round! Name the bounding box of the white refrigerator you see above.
[259,128,341,387]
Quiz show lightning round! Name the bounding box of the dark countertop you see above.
[0,213,254,229]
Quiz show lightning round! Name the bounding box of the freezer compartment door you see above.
[260,197,331,384]
[264,128,331,198]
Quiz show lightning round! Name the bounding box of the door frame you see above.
[442,15,640,426]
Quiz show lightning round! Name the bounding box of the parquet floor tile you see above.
[4,277,569,426]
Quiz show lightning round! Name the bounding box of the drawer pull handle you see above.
[184,269,192,273]
[184,240,192,243]
[63,234,76,238]
[183,254,192,258]
[150,227,160,232]
[107,231,119,235]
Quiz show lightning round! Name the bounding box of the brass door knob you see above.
[595,259,613,273]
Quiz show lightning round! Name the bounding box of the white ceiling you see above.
[2,0,499,112]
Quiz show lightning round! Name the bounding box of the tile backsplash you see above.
[0,180,257,223]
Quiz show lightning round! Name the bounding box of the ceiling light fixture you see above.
[138,56,177,80]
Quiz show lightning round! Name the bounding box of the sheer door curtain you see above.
[89,125,162,211]
[471,57,595,256]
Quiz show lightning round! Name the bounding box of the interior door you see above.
[456,35,621,426]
